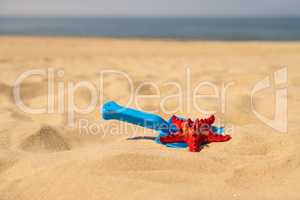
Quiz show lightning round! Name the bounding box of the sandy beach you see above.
[0,36,299,200]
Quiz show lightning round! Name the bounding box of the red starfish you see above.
[159,115,231,152]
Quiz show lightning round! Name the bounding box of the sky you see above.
[0,0,300,17]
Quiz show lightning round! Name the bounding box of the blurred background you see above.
[0,0,300,40]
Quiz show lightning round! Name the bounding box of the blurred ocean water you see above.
[0,16,300,40]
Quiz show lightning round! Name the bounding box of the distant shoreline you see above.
[1,35,300,42]
[1,17,300,41]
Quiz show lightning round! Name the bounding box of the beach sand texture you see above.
[0,37,300,200]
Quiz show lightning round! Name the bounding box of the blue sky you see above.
[0,0,299,17]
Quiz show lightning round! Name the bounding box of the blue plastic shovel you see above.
[101,101,224,148]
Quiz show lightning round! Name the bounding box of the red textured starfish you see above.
[159,115,231,152]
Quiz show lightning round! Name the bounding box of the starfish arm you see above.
[206,131,231,143]
[201,115,215,125]
[171,115,186,130]
[186,135,205,152]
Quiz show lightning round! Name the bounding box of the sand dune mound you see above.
[20,125,71,153]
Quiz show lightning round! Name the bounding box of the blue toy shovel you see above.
[101,101,224,148]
